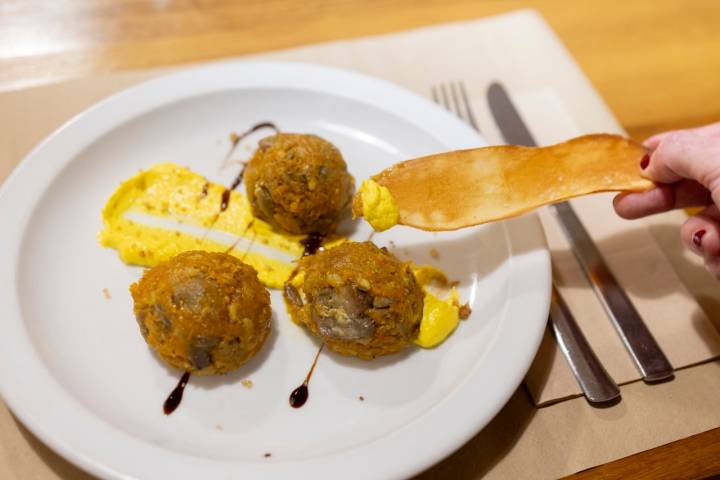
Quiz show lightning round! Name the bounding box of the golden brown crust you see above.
[283,242,423,359]
[245,133,355,235]
[365,134,654,231]
[130,251,271,375]
[351,192,363,219]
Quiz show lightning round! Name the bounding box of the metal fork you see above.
[431,81,620,404]
[431,82,480,132]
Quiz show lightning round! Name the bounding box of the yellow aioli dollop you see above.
[414,288,461,348]
[410,264,461,348]
[99,163,309,289]
[357,179,399,232]
[411,264,448,287]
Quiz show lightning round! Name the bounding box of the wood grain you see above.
[1,1,719,479]
[1,0,720,141]
[565,427,720,480]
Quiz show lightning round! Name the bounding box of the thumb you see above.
[643,121,720,150]
[642,130,720,205]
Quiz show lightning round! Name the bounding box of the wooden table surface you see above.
[2,0,720,479]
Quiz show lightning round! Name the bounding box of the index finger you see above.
[644,122,720,150]
[613,180,710,219]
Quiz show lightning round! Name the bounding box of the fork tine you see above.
[450,82,464,122]
[431,82,481,134]
[458,81,480,132]
[440,83,450,111]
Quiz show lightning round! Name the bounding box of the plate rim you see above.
[0,60,550,480]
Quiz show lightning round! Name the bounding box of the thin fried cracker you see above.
[357,134,653,231]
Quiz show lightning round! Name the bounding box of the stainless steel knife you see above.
[550,285,620,402]
[487,82,673,383]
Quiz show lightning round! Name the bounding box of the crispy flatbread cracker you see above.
[359,134,653,231]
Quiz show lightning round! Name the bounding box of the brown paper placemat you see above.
[2,9,720,479]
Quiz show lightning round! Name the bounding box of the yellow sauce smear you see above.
[99,163,307,289]
[412,265,461,348]
[99,163,462,345]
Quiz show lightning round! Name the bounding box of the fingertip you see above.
[681,208,720,259]
[654,131,720,187]
[613,192,635,219]
[612,186,674,219]
[640,153,650,170]
[681,215,704,254]
[612,191,626,206]
[643,133,666,150]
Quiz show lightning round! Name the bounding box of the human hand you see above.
[613,122,720,277]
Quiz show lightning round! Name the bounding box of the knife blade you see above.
[487,82,673,382]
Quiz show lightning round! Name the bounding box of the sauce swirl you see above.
[289,344,324,408]
[301,234,325,256]
[219,122,279,212]
[163,371,191,415]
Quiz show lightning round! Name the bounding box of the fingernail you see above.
[693,229,706,248]
[640,154,650,169]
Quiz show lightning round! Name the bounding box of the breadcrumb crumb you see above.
[241,379,254,389]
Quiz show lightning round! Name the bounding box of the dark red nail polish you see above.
[693,229,706,248]
[640,154,650,169]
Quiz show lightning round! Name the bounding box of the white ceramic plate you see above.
[0,62,550,480]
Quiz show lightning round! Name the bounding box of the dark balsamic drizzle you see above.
[289,344,324,408]
[220,189,231,212]
[301,234,325,257]
[241,229,258,261]
[218,122,278,212]
[224,220,255,255]
[230,122,279,148]
[228,164,247,191]
[163,371,191,415]
[218,163,248,212]
[223,122,280,167]
[289,385,308,409]
[289,236,325,408]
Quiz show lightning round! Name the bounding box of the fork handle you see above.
[550,285,621,403]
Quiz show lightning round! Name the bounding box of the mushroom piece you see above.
[313,285,376,342]
[244,133,355,235]
[130,251,271,375]
[283,242,423,359]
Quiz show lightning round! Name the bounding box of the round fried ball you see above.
[283,242,423,359]
[244,133,355,235]
[130,251,271,375]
